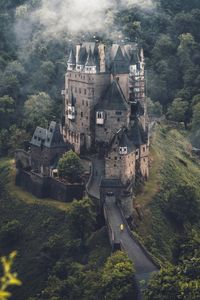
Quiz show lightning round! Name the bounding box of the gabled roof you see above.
[113,46,125,62]
[77,47,87,65]
[110,45,129,74]
[30,122,66,149]
[96,80,128,111]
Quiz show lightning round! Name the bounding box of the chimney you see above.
[76,43,81,64]
[98,43,106,73]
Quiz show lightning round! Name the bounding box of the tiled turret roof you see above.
[85,47,96,66]
[67,49,76,64]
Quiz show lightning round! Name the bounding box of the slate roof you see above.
[128,118,148,146]
[67,49,76,64]
[85,47,96,66]
[77,47,87,65]
[109,128,136,153]
[67,42,141,74]
[96,80,128,111]
[30,121,66,149]
[130,50,139,65]
[110,45,129,74]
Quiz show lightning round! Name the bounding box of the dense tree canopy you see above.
[145,256,200,300]
[58,150,84,182]
[68,197,96,243]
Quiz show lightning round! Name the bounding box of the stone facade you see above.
[16,40,149,220]
[63,41,149,189]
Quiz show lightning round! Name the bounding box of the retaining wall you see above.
[16,170,85,202]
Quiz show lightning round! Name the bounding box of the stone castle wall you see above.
[105,149,136,185]
[139,144,149,179]
[65,71,111,152]
[16,170,85,202]
[31,145,66,176]
[95,109,129,144]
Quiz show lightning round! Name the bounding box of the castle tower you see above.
[63,42,110,153]
[63,41,148,157]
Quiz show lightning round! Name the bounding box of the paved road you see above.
[87,156,158,287]
[105,196,158,277]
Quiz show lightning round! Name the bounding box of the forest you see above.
[0,0,200,299]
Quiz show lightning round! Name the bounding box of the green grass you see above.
[134,125,200,262]
[0,157,110,300]
[0,157,71,212]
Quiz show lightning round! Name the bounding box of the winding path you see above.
[104,197,157,277]
[87,156,158,298]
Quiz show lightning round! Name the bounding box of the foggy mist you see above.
[15,0,155,43]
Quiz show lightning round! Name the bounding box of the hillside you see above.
[134,124,200,263]
[0,161,110,300]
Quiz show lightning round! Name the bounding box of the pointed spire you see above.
[67,48,76,65]
[85,47,96,66]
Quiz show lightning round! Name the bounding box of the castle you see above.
[62,41,149,188]
[15,40,149,215]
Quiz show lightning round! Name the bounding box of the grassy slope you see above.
[0,158,110,300]
[134,124,200,262]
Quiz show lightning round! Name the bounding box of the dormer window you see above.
[76,65,83,72]
[119,146,128,155]
[85,66,97,74]
[96,111,104,125]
